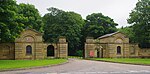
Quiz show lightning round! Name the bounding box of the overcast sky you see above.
[16,0,138,28]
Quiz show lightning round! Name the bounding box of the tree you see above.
[0,0,24,42]
[83,13,118,39]
[43,7,84,55]
[127,0,150,48]
[18,3,44,32]
[119,26,135,43]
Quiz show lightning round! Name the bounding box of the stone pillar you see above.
[123,43,130,58]
[85,37,95,58]
[35,42,44,59]
[58,36,68,58]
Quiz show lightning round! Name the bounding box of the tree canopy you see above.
[3,0,150,55]
[119,26,135,43]
[83,13,118,39]
[0,0,44,42]
[43,7,84,55]
[18,3,44,32]
[127,0,150,48]
[0,0,23,42]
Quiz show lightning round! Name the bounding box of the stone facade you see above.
[0,29,68,60]
[0,43,15,60]
[85,32,150,58]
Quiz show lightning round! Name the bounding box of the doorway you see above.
[47,45,54,57]
[97,49,103,58]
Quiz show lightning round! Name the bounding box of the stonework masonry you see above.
[0,29,68,60]
[85,32,150,58]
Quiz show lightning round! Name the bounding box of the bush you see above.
[76,50,83,57]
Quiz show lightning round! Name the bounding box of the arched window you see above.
[117,46,121,54]
[26,45,32,55]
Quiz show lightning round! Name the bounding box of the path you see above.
[1,59,150,74]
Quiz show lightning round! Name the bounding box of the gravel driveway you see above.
[1,58,150,74]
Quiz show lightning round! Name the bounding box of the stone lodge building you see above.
[85,32,150,58]
[0,29,68,60]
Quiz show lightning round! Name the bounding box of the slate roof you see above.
[98,31,119,39]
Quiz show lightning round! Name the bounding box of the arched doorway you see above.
[47,45,54,57]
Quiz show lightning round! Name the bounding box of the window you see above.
[117,46,121,54]
[26,45,32,55]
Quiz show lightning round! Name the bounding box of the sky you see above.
[16,0,138,28]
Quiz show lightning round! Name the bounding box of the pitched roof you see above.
[98,31,119,39]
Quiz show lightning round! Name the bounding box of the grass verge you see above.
[0,59,67,71]
[88,58,150,65]
[68,56,83,59]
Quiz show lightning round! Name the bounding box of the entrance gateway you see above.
[85,31,150,58]
[0,29,68,60]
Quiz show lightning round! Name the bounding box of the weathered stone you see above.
[0,29,68,60]
[85,31,150,58]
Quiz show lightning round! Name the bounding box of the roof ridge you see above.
[98,31,119,39]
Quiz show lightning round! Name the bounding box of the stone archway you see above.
[95,46,103,58]
[47,45,54,57]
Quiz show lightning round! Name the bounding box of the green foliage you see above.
[0,59,67,70]
[0,0,24,42]
[0,0,44,42]
[127,0,150,48]
[43,7,85,55]
[18,3,44,32]
[119,26,135,43]
[83,13,118,39]
[76,50,83,57]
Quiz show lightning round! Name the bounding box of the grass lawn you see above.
[0,59,67,70]
[89,58,150,65]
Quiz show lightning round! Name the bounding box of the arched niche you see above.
[115,38,123,43]
[26,45,32,55]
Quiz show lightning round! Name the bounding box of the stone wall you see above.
[129,44,139,58]
[0,43,15,60]
[138,48,150,58]
[84,32,138,58]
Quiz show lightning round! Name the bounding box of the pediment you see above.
[15,29,43,42]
